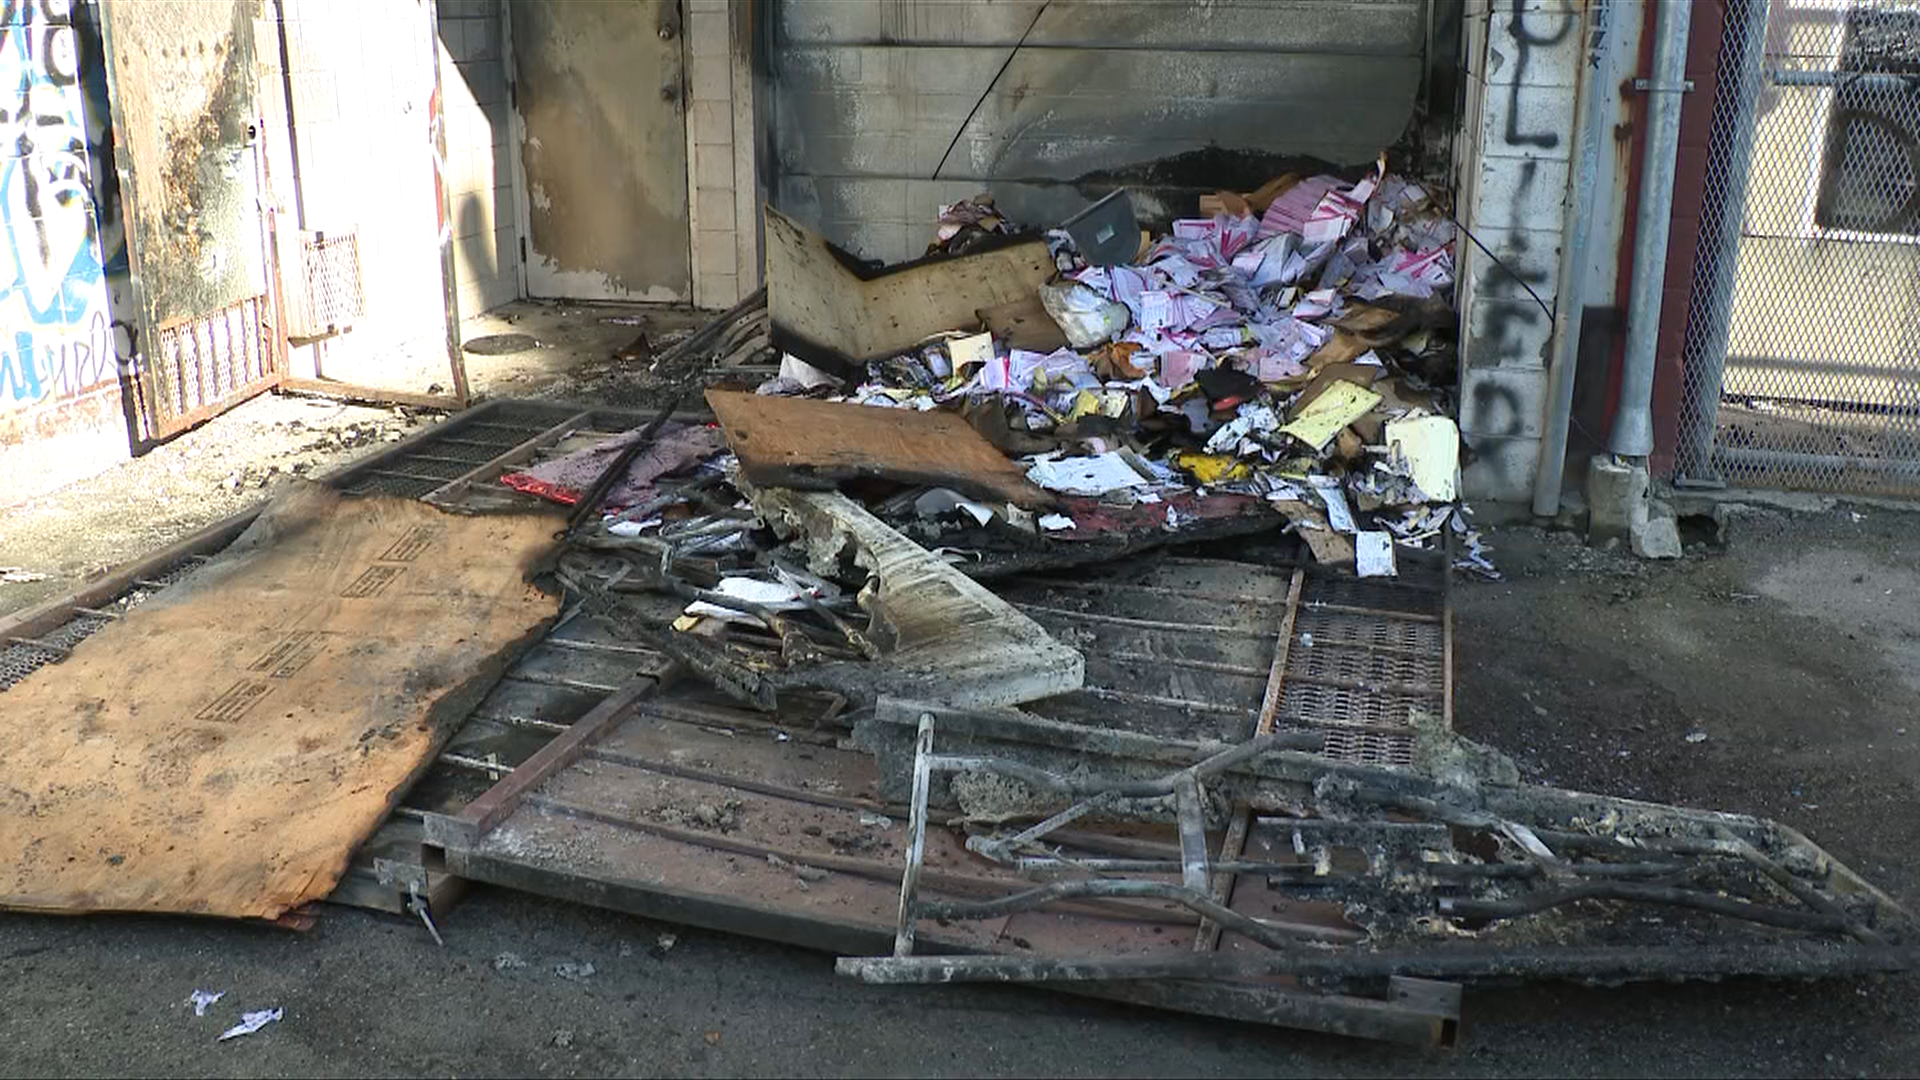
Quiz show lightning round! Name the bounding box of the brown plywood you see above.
[763,206,1056,376]
[0,484,560,920]
[707,389,1051,508]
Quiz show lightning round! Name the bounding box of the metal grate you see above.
[148,295,279,437]
[284,229,366,341]
[1676,0,1920,494]
[0,562,202,690]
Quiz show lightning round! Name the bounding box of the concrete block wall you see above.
[1455,0,1585,501]
[439,0,517,321]
[684,0,760,309]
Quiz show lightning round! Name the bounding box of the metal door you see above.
[508,0,690,301]
[99,0,278,443]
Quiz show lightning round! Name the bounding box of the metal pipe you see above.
[1609,0,1695,457]
[1532,0,1620,515]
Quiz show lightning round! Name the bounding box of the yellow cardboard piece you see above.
[949,331,996,370]
[1280,379,1382,452]
[1385,414,1459,502]
[1171,450,1251,484]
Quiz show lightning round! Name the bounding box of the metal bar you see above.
[1199,567,1304,951]
[539,637,664,659]
[1712,446,1920,481]
[1766,67,1918,90]
[928,732,1324,800]
[1013,603,1272,639]
[1533,0,1618,514]
[1277,671,1445,698]
[1175,777,1210,893]
[913,879,1362,947]
[581,745,891,816]
[504,671,621,695]
[894,716,935,958]
[278,376,464,411]
[431,672,667,849]
[1437,882,1849,933]
[1074,686,1252,718]
[1091,650,1267,679]
[1299,600,1441,624]
[367,468,465,485]
[1610,0,1693,457]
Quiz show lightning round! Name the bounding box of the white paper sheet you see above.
[684,577,812,624]
[1025,452,1151,496]
[1355,531,1397,578]
[218,1008,283,1042]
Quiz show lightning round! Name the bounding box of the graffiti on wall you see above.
[0,0,115,421]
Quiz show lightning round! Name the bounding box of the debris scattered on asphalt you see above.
[217,1008,283,1042]
[185,989,223,1017]
[493,952,528,971]
[553,961,596,981]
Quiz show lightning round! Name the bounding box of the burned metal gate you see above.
[97,0,279,444]
[1676,0,1920,495]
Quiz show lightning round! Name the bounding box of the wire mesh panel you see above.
[1677,0,1920,494]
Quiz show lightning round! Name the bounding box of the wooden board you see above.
[763,205,1055,377]
[0,483,561,920]
[707,389,1051,508]
[977,296,1070,352]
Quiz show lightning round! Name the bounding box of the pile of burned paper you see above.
[760,160,1498,580]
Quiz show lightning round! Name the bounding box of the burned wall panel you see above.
[769,0,1428,263]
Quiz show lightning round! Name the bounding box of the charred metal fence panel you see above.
[1677,0,1920,495]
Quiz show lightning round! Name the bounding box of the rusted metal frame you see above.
[1198,567,1306,952]
[421,409,596,504]
[837,941,1920,986]
[425,668,673,850]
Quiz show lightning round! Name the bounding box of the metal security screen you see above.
[1676,0,1920,494]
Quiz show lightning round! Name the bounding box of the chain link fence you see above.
[1676,0,1920,494]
